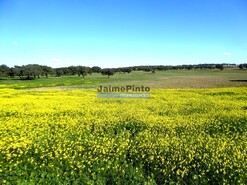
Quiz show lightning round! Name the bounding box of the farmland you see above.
[0,69,247,90]
[0,70,247,184]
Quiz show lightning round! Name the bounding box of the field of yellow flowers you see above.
[0,87,246,184]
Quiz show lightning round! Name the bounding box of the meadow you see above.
[0,69,247,89]
[0,69,247,184]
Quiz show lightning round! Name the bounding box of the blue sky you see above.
[0,0,247,68]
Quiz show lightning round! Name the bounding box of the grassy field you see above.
[0,69,247,184]
[0,69,246,89]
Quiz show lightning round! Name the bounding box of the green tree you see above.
[55,68,64,77]
[7,67,15,77]
[22,64,43,79]
[101,68,115,78]
[239,64,243,70]
[13,65,24,78]
[41,65,54,78]
[68,66,78,75]
[0,64,9,76]
[121,68,132,73]
[77,66,89,78]
[216,64,224,71]
[91,66,101,73]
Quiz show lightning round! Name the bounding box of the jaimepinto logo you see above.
[97,85,150,98]
[97,85,150,92]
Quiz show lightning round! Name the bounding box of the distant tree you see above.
[216,64,224,71]
[220,65,224,71]
[115,68,122,73]
[61,67,70,75]
[239,64,244,70]
[22,64,43,79]
[87,67,92,75]
[41,65,54,78]
[101,68,115,78]
[68,66,78,75]
[7,67,15,78]
[143,68,151,72]
[20,65,31,79]
[239,63,247,69]
[31,64,43,78]
[22,65,34,79]
[91,66,101,73]
[156,65,165,71]
[121,68,132,73]
[186,65,193,70]
[77,66,89,78]
[0,64,9,76]
[13,66,24,78]
[55,68,64,77]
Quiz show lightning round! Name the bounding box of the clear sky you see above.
[0,0,247,68]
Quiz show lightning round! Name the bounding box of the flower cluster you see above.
[0,87,246,184]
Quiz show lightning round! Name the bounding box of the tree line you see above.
[0,63,246,79]
[0,64,124,79]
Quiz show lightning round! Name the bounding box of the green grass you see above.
[0,69,246,90]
